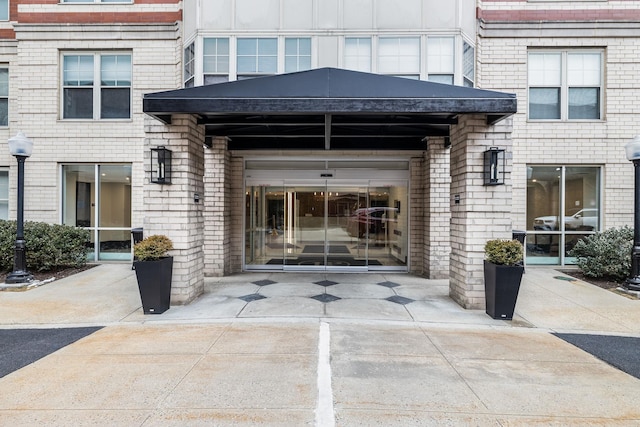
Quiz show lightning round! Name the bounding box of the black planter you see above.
[133,256,173,314]
[483,260,524,320]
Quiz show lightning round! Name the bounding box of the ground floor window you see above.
[62,164,132,261]
[526,165,601,265]
[0,168,7,219]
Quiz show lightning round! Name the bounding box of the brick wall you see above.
[1,23,180,228]
[143,114,205,305]
[449,115,514,309]
[477,29,640,232]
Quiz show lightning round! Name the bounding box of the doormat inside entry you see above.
[302,245,350,254]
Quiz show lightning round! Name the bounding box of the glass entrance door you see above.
[245,179,408,271]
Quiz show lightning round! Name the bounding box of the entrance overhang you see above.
[143,68,517,151]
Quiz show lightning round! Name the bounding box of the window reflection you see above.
[527,166,600,265]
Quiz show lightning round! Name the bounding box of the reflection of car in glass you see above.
[346,207,397,237]
[533,208,598,231]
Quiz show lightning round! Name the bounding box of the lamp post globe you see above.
[624,135,640,291]
[5,132,33,284]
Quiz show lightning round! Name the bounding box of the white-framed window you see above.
[284,38,311,73]
[203,38,229,85]
[344,37,371,72]
[0,168,8,220]
[184,42,195,87]
[61,0,133,3]
[0,67,7,126]
[62,164,132,261]
[237,38,277,79]
[462,41,475,87]
[0,0,8,21]
[427,37,455,84]
[378,37,420,79]
[528,50,603,120]
[526,165,601,266]
[62,52,132,120]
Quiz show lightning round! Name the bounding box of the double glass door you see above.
[245,180,408,271]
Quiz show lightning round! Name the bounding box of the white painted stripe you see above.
[315,322,335,427]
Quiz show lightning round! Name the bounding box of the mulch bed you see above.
[561,270,623,290]
[0,264,97,284]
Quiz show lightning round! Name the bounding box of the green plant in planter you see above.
[133,234,174,314]
[484,239,524,266]
[483,239,524,320]
[134,235,173,261]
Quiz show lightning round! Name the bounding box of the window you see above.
[526,166,601,265]
[62,0,132,3]
[237,38,277,79]
[62,164,132,261]
[0,0,7,21]
[62,53,131,119]
[427,37,455,84]
[0,67,7,126]
[528,50,602,120]
[284,38,311,73]
[0,168,7,220]
[378,37,420,79]
[203,38,229,85]
[463,41,475,87]
[184,42,195,87]
[344,38,371,72]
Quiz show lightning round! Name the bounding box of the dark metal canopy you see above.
[143,68,516,150]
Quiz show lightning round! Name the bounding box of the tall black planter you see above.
[133,256,173,314]
[483,260,524,320]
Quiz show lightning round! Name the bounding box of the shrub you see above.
[568,226,633,282]
[134,235,173,261]
[0,220,91,272]
[485,239,524,266]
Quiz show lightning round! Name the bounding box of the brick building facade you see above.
[1,0,638,310]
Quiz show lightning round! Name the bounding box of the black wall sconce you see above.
[151,146,172,184]
[484,147,505,186]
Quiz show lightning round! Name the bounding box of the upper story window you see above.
[61,0,133,3]
[237,38,277,80]
[0,67,7,126]
[62,53,131,120]
[344,38,372,72]
[528,50,603,120]
[284,38,311,73]
[0,0,8,21]
[184,42,195,88]
[378,37,420,79]
[203,38,229,85]
[463,41,475,88]
[427,37,455,84]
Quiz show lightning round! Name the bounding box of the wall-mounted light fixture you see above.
[483,147,505,186]
[151,146,172,184]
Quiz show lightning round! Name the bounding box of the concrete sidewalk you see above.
[1,264,639,425]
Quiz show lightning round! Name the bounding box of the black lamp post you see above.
[624,135,640,291]
[6,132,33,284]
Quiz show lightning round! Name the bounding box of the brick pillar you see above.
[143,115,205,305]
[449,115,514,309]
[203,137,231,276]
[423,138,451,279]
[409,157,424,274]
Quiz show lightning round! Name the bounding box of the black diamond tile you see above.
[386,295,415,305]
[239,294,267,302]
[314,280,339,287]
[311,294,341,303]
[252,279,277,287]
[378,281,400,288]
